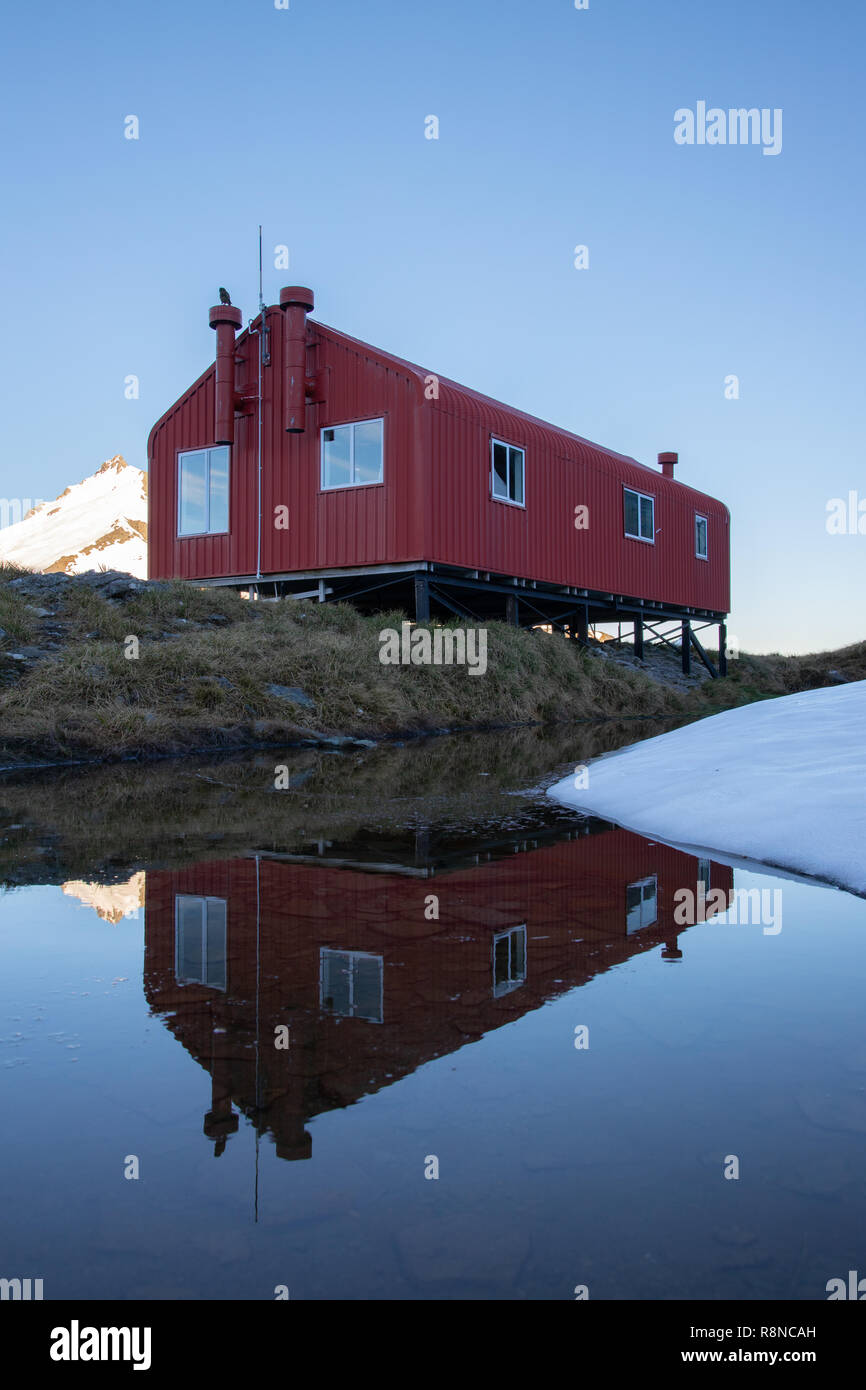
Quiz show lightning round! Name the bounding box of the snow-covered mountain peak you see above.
[0,456,148,578]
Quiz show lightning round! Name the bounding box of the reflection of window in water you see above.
[319,949,383,1023]
[492,924,527,996]
[175,895,227,990]
[626,877,658,934]
[697,858,711,894]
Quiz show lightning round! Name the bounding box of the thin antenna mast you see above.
[254,851,261,1223]
[258,224,270,365]
[258,224,264,313]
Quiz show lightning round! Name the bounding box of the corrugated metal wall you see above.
[148,309,729,613]
[426,381,730,611]
[148,315,424,582]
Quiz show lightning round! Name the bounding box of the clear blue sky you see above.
[1,0,863,653]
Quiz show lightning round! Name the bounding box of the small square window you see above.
[321,419,383,489]
[695,514,708,559]
[491,439,525,506]
[492,924,527,996]
[624,487,655,542]
[626,876,658,933]
[319,948,383,1022]
[697,858,711,894]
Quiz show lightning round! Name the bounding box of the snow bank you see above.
[548,682,866,896]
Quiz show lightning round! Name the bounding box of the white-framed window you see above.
[319,948,383,1022]
[697,858,711,894]
[624,487,655,542]
[492,924,527,996]
[174,895,227,990]
[177,446,229,537]
[491,439,525,506]
[695,513,708,559]
[320,418,384,490]
[626,876,658,934]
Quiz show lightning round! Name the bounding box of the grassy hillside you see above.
[0,564,861,768]
[689,642,866,709]
[0,566,685,765]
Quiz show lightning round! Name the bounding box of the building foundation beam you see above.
[414,572,430,622]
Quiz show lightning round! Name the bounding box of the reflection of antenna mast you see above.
[254,852,261,1223]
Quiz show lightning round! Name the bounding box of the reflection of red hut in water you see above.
[143,827,732,1161]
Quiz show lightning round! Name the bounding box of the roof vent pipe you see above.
[209,303,243,445]
[658,451,678,479]
[279,287,315,433]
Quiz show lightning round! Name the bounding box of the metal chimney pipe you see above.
[279,287,315,433]
[209,303,243,445]
[658,451,678,479]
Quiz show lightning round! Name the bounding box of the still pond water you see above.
[1,725,864,1300]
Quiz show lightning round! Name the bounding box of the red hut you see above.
[143,825,733,1161]
[148,288,731,672]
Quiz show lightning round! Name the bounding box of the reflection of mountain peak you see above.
[62,872,145,924]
